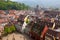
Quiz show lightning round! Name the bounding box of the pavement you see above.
[2,33,33,40]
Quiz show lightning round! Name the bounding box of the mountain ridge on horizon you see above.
[10,0,60,8]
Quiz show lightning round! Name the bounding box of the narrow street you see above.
[2,33,33,40]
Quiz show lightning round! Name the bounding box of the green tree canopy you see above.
[0,1,30,10]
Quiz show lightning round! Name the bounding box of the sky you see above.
[10,0,60,8]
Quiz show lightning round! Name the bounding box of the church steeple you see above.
[35,5,40,16]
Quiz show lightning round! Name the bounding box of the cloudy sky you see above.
[10,0,60,8]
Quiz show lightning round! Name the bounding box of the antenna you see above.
[7,34,9,40]
[0,36,2,40]
[12,34,15,40]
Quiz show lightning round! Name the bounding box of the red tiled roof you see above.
[0,18,8,23]
[0,10,5,14]
[7,13,15,17]
[9,10,16,14]
[0,25,4,32]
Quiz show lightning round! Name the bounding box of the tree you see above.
[0,1,29,10]
[0,0,5,2]
[7,0,10,1]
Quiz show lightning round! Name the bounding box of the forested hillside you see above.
[0,0,29,10]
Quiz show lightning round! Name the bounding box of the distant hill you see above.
[0,1,30,10]
[14,0,40,8]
